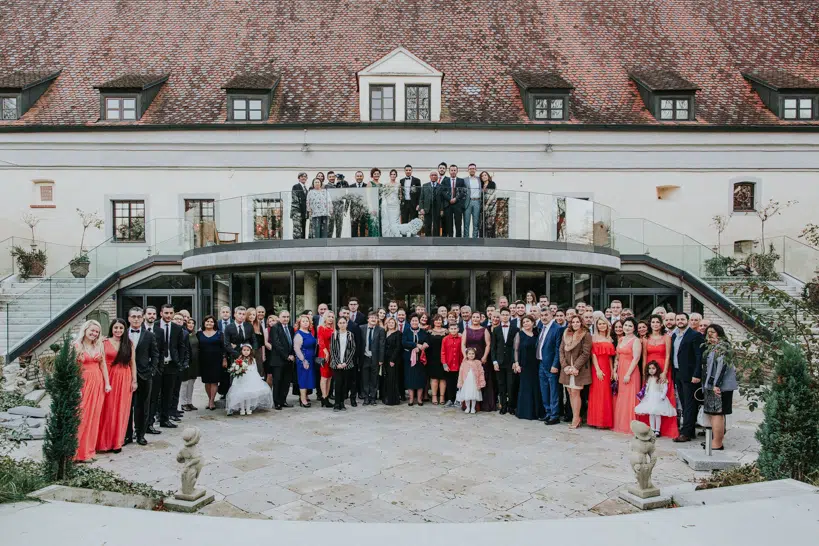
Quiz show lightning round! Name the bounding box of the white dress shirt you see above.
[467,175,480,199]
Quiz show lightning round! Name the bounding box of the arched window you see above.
[733,182,756,212]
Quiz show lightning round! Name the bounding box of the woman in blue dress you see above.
[514,315,545,420]
[402,314,429,406]
[293,315,317,407]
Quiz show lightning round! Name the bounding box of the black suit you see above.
[349,310,367,327]
[399,176,421,223]
[491,323,520,411]
[441,176,466,236]
[126,328,159,441]
[360,325,386,401]
[267,323,295,407]
[290,182,308,239]
[672,328,705,438]
[150,321,188,424]
[419,181,444,237]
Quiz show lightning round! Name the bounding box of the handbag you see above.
[315,357,326,367]
[610,379,619,396]
[420,349,427,365]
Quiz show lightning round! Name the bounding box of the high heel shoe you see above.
[300,401,311,408]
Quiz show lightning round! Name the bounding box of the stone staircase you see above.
[0,277,100,357]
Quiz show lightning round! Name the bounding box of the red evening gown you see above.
[613,337,642,434]
[96,340,133,452]
[637,340,679,437]
[317,325,334,379]
[587,340,615,429]
[75,347,105,461]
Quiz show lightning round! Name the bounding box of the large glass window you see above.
[591,274,602,310]
[574,273,591,306]
[383,269,425,312]
[253,198,283,240]
[112,200,145,242]
[515,271,546,303]
[185,199,215,248]
[430,269,470,310]
[294,269,331,316]
[213,274,230,316]
[405,85,430,121]
[655,294,679,314]
[1,96,18,120]
[337,269,375,315]
[231,272,256,309]
[549,272,572,309]
[369,85,394,121]
[259,271,291,316]
[633,295,655,321]
[476,270,511,311]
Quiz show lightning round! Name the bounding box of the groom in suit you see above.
[125,307,159,446]
[671,312,705,443]
[491,307,519,415]
[267,310,295,409]
[400,164,421,223]
[536,307,564,425]
[361,312,386,405]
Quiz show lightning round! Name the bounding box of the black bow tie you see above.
[131,329,141,333]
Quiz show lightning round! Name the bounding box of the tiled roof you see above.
[742,69,819,91]
[94,74,169,90]
[629,70,700,92]
[222,74,280,91]
[0,70,60,90]
[0,0,818,127]
[512,72,574,90]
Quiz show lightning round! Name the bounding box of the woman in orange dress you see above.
[641,314,678,437]
[74,320,111,462]
[316,311,335,408]
[97,319,136,453]
[613,318,642,434]
[587,317,615,429]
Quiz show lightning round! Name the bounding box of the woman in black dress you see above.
[403,315,429,406]
[425,314,447,404]
[197,315,225,411]
[382,317,403,406]
[513,315,545,420]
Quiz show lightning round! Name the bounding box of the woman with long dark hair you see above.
[480,171,497,238]
[702,324,737,451]
[97,318,135,454]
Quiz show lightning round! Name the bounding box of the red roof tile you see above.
[222,74,280,91]
[629,70,700,92]
[94,74,169,90]
[742,69,819,91]
[0,0,817,127]
[0,70,60,90]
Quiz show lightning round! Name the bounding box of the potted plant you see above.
[69,209,103,278]
[11,213,47,280]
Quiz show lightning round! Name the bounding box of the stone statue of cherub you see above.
[627,420,660,498]
[175,427,205,501]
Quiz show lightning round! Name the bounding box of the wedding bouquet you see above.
[229,359,250,378]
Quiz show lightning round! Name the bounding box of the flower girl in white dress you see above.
[226,344,274,415]
[634,361,677,436]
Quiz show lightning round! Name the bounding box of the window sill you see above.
[29,204,56,209]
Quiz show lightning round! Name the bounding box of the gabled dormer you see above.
[630,69,699,121]
[0,70,60,120]
[742,69,818,121]
[357,47,443,122]
[222,73,280,122]
[94,74,168,121]
[512,72,573,121]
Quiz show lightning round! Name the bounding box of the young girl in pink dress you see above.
[456,347,486,414]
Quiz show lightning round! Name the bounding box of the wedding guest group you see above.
[70,295,734,461]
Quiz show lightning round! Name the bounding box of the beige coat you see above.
[559,330,593,387]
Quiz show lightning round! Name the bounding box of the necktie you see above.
[284,325,292,346]
[239,324,244,340]
[450,179,454,199]
[368,328,373,350]
[164,324,170,358]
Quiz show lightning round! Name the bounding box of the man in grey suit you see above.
[419,170,444,237]
[361,311,386,405]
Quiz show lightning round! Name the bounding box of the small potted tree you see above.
[10,213,47,280]
[69,209,103,278]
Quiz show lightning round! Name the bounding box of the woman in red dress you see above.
[641,314,678,437]
[587,317,615,429]
[316,312,335,408]
[97,319,136,453]
[613,318,642,434]
[74,320,111,462]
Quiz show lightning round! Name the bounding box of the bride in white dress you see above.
[380,179,423,237]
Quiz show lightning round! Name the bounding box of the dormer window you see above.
[357,48,443,122]
[630,70,699,122]
[512,72,573,121]
[0,70,61,121]
[94,74,168,121]
[742,69,818,121]
[222,74,280,122]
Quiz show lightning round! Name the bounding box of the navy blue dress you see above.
[197,330,224,384]
[402,328,428,390]
[515,331,545,420]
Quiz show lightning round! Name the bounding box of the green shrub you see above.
[42,336,82,481]
[0,457,47,504]
[704,255,737,277]
[0,389,38,413]
[10,245,47,280]
[755,344,819,482]
[66,466,169,499]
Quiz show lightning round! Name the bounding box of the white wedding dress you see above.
[225,363,274,415]
[380,183,423,237]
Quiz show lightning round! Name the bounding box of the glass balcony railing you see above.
[194,187,616,250]
[3,219,193,357]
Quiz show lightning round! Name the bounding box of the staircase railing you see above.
[2,219,193,357]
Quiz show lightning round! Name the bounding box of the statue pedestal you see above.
[164,490,215,513]
[627,484,661,499]
[619,490,673,510]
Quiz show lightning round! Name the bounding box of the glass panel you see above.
[549,272,572,309]
[591,274,602,310]
[661,99,673,109]
[514,271,546,304]
[783,99,796,108]
[429,269,470,310]
[676,109,688,120]
[231,272,256,309]
[106,98,119,108]
[294,269,331,316]
[799,98,812,108]
[607,294,630,311]
[654,294,678,314]
[551,98,563,109]
[120,295,144,317]
[632,295,655,321]
[383,269,425,312]
[249,99,262,110]
[146,296,169,315]
[234,110,247,120]
[106,108,120,120]
[660,109,673,119]
[130,274,196,290]
[476,270,511,311]
[122,109,136,120]
[676,99,688,109]
[200,293,212,322]
[234,99,246,109]
[337,269,375,315]
[551,108,563,119]
[170,296,194,316]
[213,273,230,316]
[123,98,136,109]
[382,86,393,99]
[783,109,796,119]
[259,271,291,316]
[574,273,591,306]
[253,198,283,240]
[249,110,262,120]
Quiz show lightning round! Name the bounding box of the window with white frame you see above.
[104,97,137,121]
[782,97,814,120]
[369,85,395,121]
[231,97,264,121]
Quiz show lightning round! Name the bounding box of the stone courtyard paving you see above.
[17,385,762,522]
